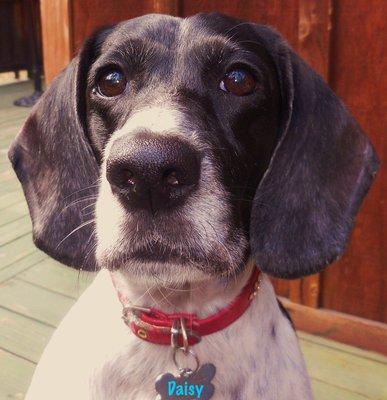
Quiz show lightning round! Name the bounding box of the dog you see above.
[9,12,378,400]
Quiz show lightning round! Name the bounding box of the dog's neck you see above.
[110,261,255,318]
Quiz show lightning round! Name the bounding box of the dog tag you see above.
[155,363,216,400]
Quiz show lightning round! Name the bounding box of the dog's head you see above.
[9,13,378,283]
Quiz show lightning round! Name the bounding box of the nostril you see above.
[122,169,135,187]
[106,163,136,189]
[163,169,180,187]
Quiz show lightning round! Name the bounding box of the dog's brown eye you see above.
[97,69,127,97]
[220,69,256,96]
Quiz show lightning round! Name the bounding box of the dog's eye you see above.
[97,69,127,97]
[220,69,256,96]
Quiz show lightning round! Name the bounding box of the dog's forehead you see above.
[101,13,241,57]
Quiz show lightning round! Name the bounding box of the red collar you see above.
[112,267,261,346]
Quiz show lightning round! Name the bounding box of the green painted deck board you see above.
[300,335,387,399]
[0,307,54,364]
[1,81,386,400]
[0,278,75,327]
[0,202,29,226]
[0,233,35,270]
[0,216,32,246]
[0,190,24,210]
[299,331,387,365]
[17,259,93,299]
[310,378,371,400]
[0,350,35,400]
[0,251,47,283]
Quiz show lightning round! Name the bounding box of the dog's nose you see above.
[106,134,201,212]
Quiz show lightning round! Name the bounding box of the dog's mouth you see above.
[101,236,230,271]
[98,221,249,280]
[130,241,199,264]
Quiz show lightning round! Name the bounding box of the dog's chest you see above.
[90,279,312,400]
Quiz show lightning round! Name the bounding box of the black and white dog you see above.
[9,13,378,400]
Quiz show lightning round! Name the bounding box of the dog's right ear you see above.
[247,25,379,279]
[8,26,114,271]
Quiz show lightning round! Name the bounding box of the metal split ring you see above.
[171,318,190,353]
[173,347,200,375]
[180,317,189,353]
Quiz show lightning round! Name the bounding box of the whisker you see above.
[81,202,97,212]
[63,182,100,201]
[56,219,95,249]
[156,286,176,311]
[58,196,98,216]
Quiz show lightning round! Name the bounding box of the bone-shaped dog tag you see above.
[155,363,216,400]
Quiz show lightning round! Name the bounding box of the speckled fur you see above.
[25,267,313,399]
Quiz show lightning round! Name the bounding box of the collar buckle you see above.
[122,304,152,324]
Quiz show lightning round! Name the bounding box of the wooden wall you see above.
[321,0,387,323]
[39,0,387,354]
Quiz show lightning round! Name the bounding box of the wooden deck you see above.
[0,82,386,400]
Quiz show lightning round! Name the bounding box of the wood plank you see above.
[0,129,21,146]
[181,0,299,48]
[0,194,24,212]
[311,378,370,400]
[286,0,332,308]
[17,259,94,299]
[0,234,35,270]
[0,81,33,104]
[153,0,179,14]
[301,274,320,308]
[299,331,387,365]
[0,113,28,128]
[0,216,31,246]
[0,113,27,129]
[0,251,47,283]
[0,307,54,363]
[0,190,24,210]
[0,169,16,181]
[282,297,387,355]
[321,0,387,322]
[0,350,35,400]
[300,339,387,399]
[69,0,160,56]
[40,0,71,84]
[0,179,24,196]
[0,279,75,327]
[0,162,13,173]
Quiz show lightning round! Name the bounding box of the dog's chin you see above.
[99,256,217,286]
[97,241,249,286]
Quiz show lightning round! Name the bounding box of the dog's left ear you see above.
[248,25,379,278]
[7,28,113,270]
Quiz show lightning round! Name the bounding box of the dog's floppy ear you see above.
[7,29,112,270]
[249,26,379,278]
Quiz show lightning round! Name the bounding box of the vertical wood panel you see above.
[321,0,387,322]
[70,0,155,54]
[297,0,332,307]
[153,0,179,15]
[297,0,332,78]
[180,0,299,48]
[42,0,179,81]
[40,0,71,84]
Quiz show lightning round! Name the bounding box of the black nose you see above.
[106,134,201,213]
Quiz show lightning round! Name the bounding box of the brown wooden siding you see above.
[321,0,387,322]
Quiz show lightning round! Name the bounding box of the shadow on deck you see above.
[0,82,386,400]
